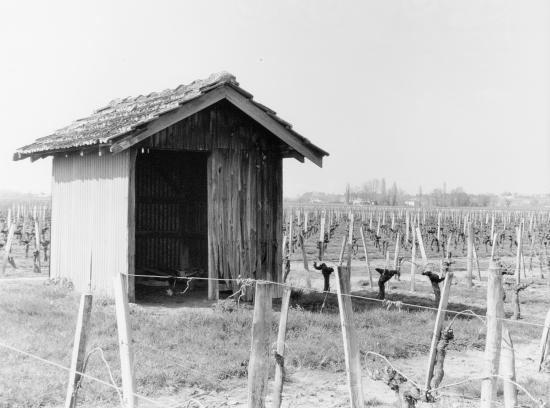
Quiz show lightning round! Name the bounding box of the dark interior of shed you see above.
[134,150,209,301]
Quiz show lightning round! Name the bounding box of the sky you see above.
[1,0,549,198]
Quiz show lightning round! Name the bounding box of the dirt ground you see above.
[127,256,548,408]
[2,235,549,407]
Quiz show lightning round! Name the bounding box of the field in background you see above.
[1,204,550,407]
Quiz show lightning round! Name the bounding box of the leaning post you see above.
[538,308,550,407]
[501,327,517,408]
[299,233,311,288]
[1,223,16,274]
[410,225,417,292]
[466,221,474,288]
[359,226,373,287]
[114,273,137,408]
[425,272,453,392]
[271,287,291,408]
[335,259,365,407]
[64,293,93,408]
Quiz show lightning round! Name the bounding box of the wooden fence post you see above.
[538,308,550,408]
[1,223,16,275]
[34,219,41,273]
[515,226,523,285]
[501,327,517,408]
[466,221,473,288]
[473,244,481,280]
[540,308,550,407]
[348,212,354,244]
[480,262,504,408]
[272,287,291,408]
[247,282,273,408]
[405,212,410,245]
[338,236,347,266]
[393,232,401,270]
[416,227,428,264]
[425,272,453,392]
[445,233,453,259]
[299,233,311,288]
[490,233,498,261]
[335,264,365,407]
[411,225,417,292]
[359,226,373,287]
[113,273,136,408]
[64,293,93,408]
[288,211,293,254]
[538,308,550,372]
[318,213,326,261]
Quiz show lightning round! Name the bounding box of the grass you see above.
[0,272,546,407]
[0,279,481,407]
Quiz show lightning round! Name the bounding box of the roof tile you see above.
[15,71,237,156]
[14,71,329,161]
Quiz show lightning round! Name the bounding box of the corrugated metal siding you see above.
[50,151,130,296]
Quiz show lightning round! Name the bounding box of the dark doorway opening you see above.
[134,150,208,302]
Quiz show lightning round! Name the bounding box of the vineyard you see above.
[2,204,550,407]
[0,204,50,278]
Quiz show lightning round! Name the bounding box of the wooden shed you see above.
[14,72,328,301]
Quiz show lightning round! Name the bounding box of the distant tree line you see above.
[290,178,508,207]
[347,178,406,206]
[349,179,501,207]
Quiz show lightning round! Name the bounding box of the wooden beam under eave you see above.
[282,150,305,163]
[30,154,48,163]
[109,87,227,154]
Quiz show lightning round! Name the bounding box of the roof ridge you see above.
[14,71,328,165]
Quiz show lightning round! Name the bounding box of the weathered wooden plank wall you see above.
[208,148,282,290]
[141,101,284,290]
[143,100,288,155]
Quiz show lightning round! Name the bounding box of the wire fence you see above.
[1,270,549,407]
[2,209,550,407]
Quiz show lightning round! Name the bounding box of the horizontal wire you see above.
[0,341,163,406]
[126,273,549,329]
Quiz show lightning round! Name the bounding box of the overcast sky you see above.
[1,0,548,197]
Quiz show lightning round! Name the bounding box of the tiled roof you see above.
[14,72,328,163]
[15,72,240,158]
